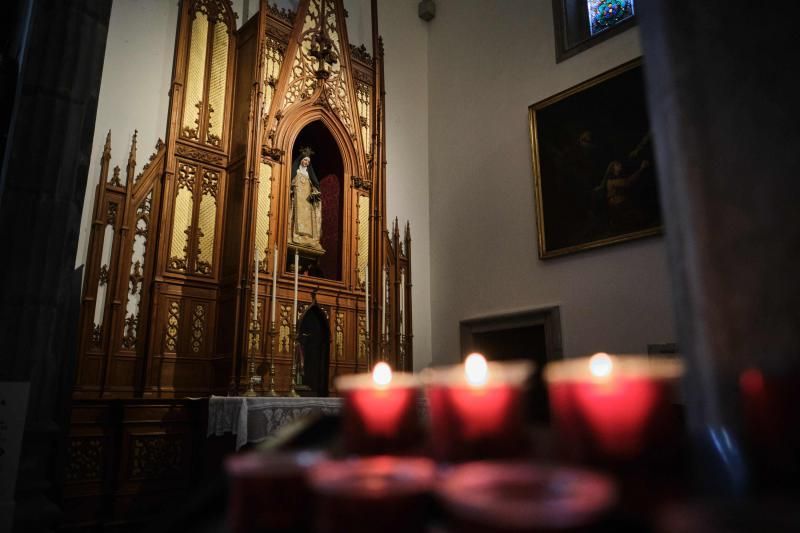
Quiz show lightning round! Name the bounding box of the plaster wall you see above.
[426,0,676,363]
[75,0,180,268]
[380,0,433,370]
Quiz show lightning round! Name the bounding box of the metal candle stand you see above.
[243,321,259,397]
[289,326,300,397]
[265,324,278,396]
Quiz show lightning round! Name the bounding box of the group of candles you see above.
[226,352,696,532]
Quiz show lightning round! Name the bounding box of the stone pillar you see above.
[0,1,110,531]
[637,2,800,493]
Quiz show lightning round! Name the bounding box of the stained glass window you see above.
[587,0,635,35]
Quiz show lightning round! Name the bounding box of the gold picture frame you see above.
[529,58,662,259]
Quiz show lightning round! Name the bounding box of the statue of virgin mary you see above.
[288,149,325,255]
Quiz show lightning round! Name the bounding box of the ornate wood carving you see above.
[164,301,180,352]
[136,139,165,182]
[190,304,206,353]
[110,166,122,187]
[122,191,154,348]
[130,434,185,480]
[106,203,117,225]
[349,43,371,64]
[357,313,366,361]
[279,304,291,353]
[335,311,344,359]
[64,437,105,482]
[176,143,226,166]
[352,67,373,86]
[351,175,371,191]
[267,2,296,25]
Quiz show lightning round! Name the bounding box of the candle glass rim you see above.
[420,359,534,387]
[437,461,617,529]
[225,450,325,477]
[310,456,436,497]
[335,370,420,391]
[543,354,684,383]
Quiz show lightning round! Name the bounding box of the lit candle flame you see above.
[372,362,392,387]
[464,353,488,387]
[589,352,613,378]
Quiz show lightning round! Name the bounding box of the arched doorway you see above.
[297,304,330,397]
[289,120,344,281]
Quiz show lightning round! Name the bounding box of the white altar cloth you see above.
[207,396,343,450]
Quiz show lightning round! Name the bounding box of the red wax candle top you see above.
[349,386,416,435]
[336,365,420,438]
[310,456,436,499]
[437,461,617,531]
[423,356,534,461]
[422,356,534,389]
[545,353,684,459]
[448,384,516,438]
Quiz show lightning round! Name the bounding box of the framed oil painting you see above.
[529,58,662,259]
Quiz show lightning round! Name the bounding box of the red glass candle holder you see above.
[436,461,617,533]
[309,456,436,533]
[423,359,534,462]
[545,354,684,466]
[740,368,800,486]
[336,369,422,455]
[225,450,323,533]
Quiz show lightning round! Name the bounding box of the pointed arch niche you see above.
[297,304,331,396]
[289,120,344,280]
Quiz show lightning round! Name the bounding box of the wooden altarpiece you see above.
[64,1,412,526]
[74,0,412,401]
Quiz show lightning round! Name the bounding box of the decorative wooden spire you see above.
[126,130,138,185]
[100,130,112,184]
[102,130,112,162]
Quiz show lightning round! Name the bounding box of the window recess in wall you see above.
[552,0,636,63]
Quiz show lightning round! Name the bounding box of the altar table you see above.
[207,396,343,450]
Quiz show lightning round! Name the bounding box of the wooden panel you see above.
[61,400,208,530]
[62,403,115,528]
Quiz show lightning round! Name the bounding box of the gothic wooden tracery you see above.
[74,0,413,402]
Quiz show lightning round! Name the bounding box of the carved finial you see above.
[405,220,411,241]
[129,130,138,162]
[393,217,399,236]
[126,130,138,185]
[100,130,112,184]
[156,138,164,151]
[110,166,122,187]
[103,130,112,160]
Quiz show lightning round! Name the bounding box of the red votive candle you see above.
[739,368,800,486]
[545,353,684,465]
[336,362,422,455]
[436,461,617,533]
[225,450,323,533]
[310,456,436,533]
[423,354,534,462]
